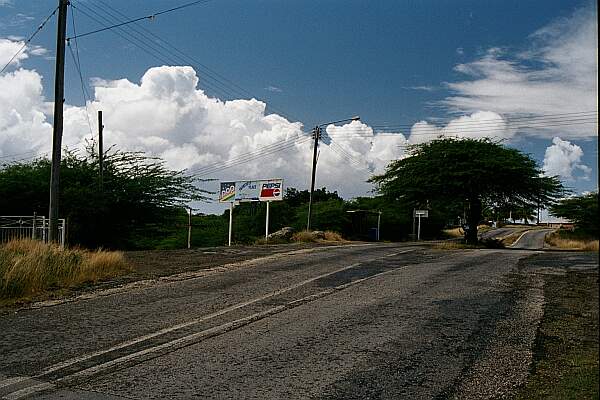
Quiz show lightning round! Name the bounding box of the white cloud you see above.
[444,6,598,139]
[407,110,511,144]
[543,137,591,181]
[264,85,282,93]
[0,67,52,158]
[0,63,408,208]
[0,38,27,68]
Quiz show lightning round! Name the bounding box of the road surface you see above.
[510,229,554,250]
[0,243,570,399]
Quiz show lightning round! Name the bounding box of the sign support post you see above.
[377,211,381,241]
[228,202,234,246]
[414,209,429,241]
[265,201,270,239]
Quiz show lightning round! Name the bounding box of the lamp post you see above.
[306,116,360,231]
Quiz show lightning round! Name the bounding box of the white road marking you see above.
[2,382,55,400]
[2,247,414,399]
[509,230,532,248]
[57,264,409,384]
[0,377,30,389]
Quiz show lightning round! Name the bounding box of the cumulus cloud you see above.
[75,67,407,200]
[0,52,407,206]
[0,38,28,68]
[543,137,591,181]
[407,111,511,144]
[444,6,598,139]
[0,67,52,158]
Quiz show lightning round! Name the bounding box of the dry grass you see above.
[0,239,130,299]
[546,234,599,251]
[323,231,344,241]
[443,227,464,238]
[291,230,345,243]
[292,230,318,243]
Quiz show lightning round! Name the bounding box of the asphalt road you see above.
[0,243,559,399]
[510,229,554,250]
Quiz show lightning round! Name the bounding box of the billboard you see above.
[236,180,260,202]
[259,179,283,201]
[219,181,236,203]
[219,179,284,202]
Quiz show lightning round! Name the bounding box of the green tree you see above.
[370,138,564,244]
[0,148,208,249]
[550,192,598,236]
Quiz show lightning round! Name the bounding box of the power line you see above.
[326,116,598,137]
[66,8,94,139]
[188,136,312,177]
[71,0,301,122]
[0,6,59,73]
[69,2,251,104]
[66,0,214,40]
[368,111,598,129]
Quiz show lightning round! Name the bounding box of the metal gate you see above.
[0,216,66,246]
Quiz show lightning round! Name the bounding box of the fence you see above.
[0,216,66,247]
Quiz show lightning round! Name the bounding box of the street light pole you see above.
[306,116,360,231]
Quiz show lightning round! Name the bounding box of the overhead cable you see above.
[0,6,59,73]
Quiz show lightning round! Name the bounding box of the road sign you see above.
[414,209,429,217]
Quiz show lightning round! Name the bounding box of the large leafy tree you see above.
[550,192,598,236]
[370,138,564,243]
[0,148,208,249]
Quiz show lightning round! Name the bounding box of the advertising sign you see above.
[236,180,260,202]
[219,179,284,202]
[259,179,283,201]
[219,181,236,203]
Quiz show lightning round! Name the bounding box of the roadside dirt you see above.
[0,242,362,311]
[515,252,599,399]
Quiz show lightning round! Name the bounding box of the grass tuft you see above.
[291,231,318,243]
[0,239,130,299]
[291,230,345,243]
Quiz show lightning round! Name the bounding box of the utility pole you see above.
[48,0,68,243]
[98,110,104,191]
[306,125,320,231]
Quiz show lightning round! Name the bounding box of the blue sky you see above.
[0,0,597,213]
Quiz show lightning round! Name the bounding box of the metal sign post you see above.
[377,211,381,241]
[265,201,270,239]
[228,202,234,246]
[414,210,429,241]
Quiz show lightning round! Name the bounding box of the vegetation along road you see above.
[1,242,596,399]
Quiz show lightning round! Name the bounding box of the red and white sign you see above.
[259,179,283,201]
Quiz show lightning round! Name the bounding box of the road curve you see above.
[510,229,554,250]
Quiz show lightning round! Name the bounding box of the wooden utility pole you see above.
[306,126,320,231]
[48,0,68,243]
[98,110,104,190]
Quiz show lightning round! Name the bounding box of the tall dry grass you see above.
[291,230,345,243]
[0,239,130,299]
[545,234,599,251]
